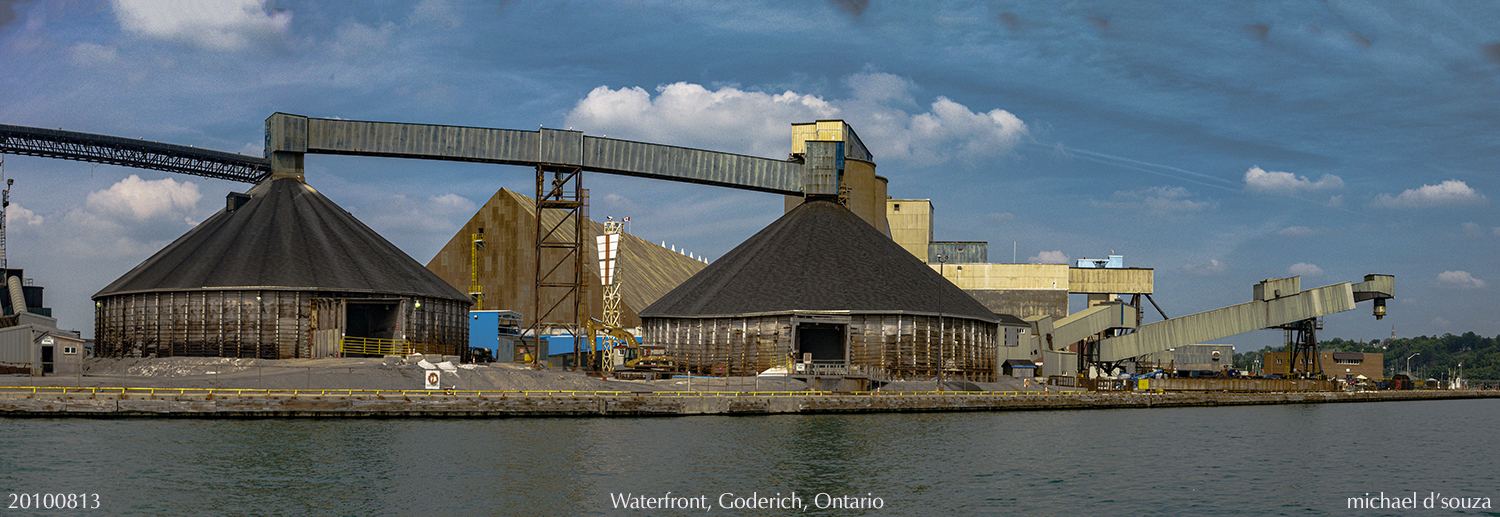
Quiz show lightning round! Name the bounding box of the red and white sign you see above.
[424,370,441,390]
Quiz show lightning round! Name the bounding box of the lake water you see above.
[2,399,1496,515]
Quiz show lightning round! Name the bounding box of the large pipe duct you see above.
[7,275,26,315]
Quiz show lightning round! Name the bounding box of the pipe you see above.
[7,275,26,315]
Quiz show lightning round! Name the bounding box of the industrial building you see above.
[5,116,1397,384]
[424,188,708,331]
[1264,350,1384,380]
[92,177,472,359]
[640,198,1020,382]
[0,269,83,376]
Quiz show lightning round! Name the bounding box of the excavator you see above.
[584,319,676,378]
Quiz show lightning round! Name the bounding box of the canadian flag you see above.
[623,216,630,222]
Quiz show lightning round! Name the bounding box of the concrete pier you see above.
[1,387,1494,418]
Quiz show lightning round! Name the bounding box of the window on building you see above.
[893,204,901,211]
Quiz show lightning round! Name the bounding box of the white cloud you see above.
[40,176,210,261]
[1433,316,1451,327]
[68,42,119,66]
[84,175,202,223]
[1092,186,1214,218]
[565,82,837,158]
[1326,195,1344,208]
[111,0,291,51]
[5,203,44,227]
[1029,250,1069,264]
[1182,259,1228,276]
[1276,226,1321,236]
[1462,222,1487,238]
[1371,180,1487,209]
[1288,262,1324,277]
[563,73,1028,165]
[1243,166,1344,195]
[1437,270,1485,289]
[355,193,476,237]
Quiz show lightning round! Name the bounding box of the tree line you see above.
[1232,332,1500,381]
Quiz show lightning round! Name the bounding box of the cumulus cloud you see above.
[1371,180,1487,209]
[565,83,837,158]
[1092,186,1214,218]
[1461,222,1488,238]
[1437,270,1485,289]
[46,175,209,259]
[1029,250,1069,264]
[5,203,44,227]
[84,175,201,223]
[1276,226,1321,236]
[111,0,291,51]
[1243,166,1344,194]
[1182,259,1228,276]
[1288,262,1323,277]
[563,73,1028,165]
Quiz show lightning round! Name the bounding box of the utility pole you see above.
[1,159,11,269]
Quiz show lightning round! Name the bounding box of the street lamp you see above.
[1406,352,1420,376]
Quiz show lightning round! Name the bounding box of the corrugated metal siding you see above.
[306,118,540,164]
[1051,303,1135,348]
[0,327,35,365]
[1100,281,1358,362]
[929,242,987,263]
[581,136,803,195]
[294,117,807,195]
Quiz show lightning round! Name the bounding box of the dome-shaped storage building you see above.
[639,198,1001,382]
[93,177,471,359]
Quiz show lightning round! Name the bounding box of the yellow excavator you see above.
[584,318,676,377]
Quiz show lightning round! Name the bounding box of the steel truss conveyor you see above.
[0,124,270,183]
[1025,274,1394,368]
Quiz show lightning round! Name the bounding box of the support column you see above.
[530,164,587,368]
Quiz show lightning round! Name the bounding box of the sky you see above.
[1,0,1497,351]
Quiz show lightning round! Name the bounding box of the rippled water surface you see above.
[3,399,1496,515]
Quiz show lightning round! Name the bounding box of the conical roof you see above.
[95,177,469,302]
[640,199,998,322]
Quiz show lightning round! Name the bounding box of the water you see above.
[2,399,1497,515]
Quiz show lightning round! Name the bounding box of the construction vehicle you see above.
[583,318,676,379]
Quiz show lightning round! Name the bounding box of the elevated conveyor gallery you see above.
[1025,275,1394,373]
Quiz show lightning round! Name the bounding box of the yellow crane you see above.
[469,228,485,309]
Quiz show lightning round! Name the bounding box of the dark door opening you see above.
[41,345,54,374]
[346,301,400,340]
[797,323,846,362]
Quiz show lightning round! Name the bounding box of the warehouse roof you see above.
[95,178,470,301]
[640,199,999,322]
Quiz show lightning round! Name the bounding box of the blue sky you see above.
[2,0,1496,350]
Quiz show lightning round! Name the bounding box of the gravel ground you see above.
[0,356,1075,392]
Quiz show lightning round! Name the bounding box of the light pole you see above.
[936,252,945,390]
[1406,352,1420,376]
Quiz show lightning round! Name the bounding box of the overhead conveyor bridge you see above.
[1025,274,1395,366]
[262,113,849,195]
[4,113,860,197]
